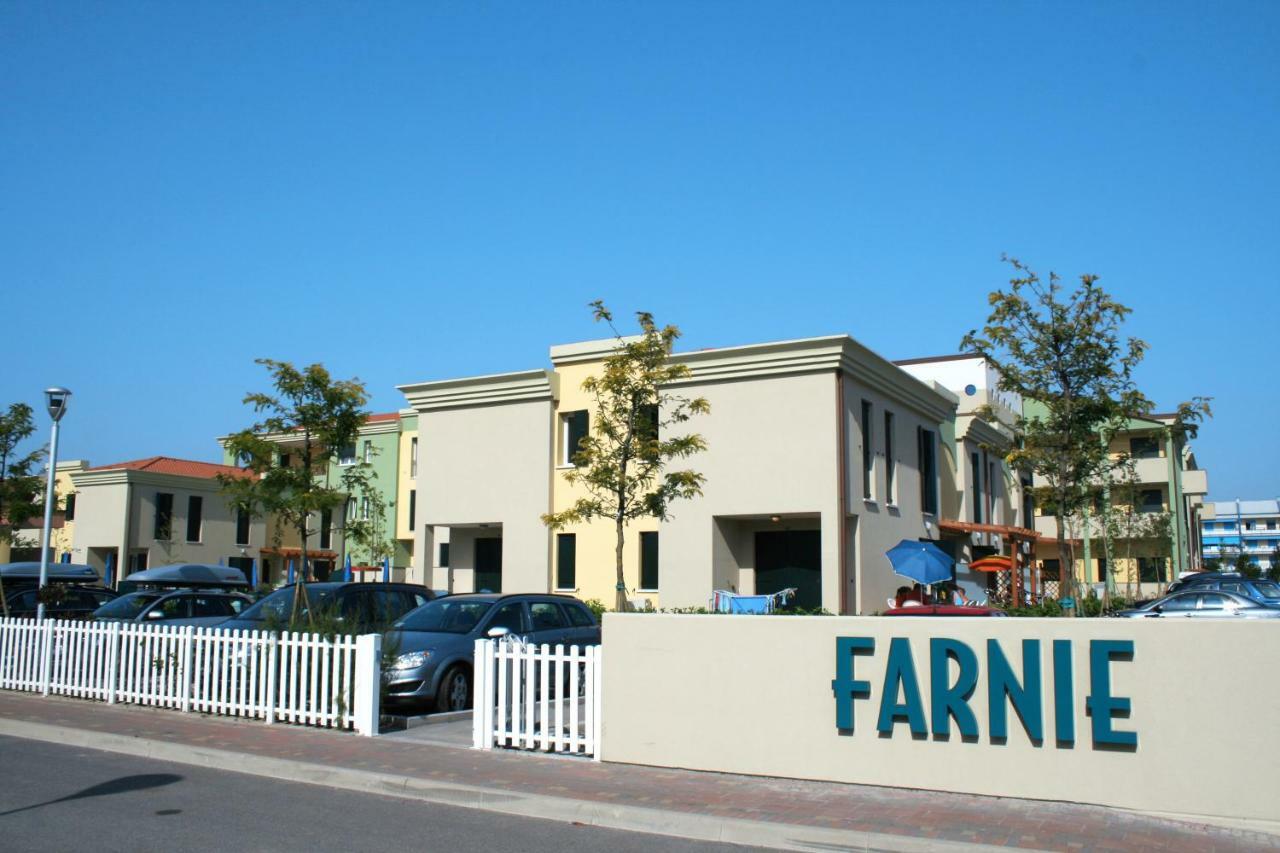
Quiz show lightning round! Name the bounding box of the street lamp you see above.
[36,387,71,622]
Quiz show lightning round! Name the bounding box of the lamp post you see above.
[36,387,71,622]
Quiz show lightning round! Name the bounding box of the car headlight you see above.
[391,651,430,671]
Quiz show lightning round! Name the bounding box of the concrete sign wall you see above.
[600,614,1280,830]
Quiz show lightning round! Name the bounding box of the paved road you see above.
[0,735,760,853]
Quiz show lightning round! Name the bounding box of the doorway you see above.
[475,538,503,593]
[755,530,821,610]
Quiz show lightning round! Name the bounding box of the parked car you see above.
[884,604,1007,617]
[383,593,601,712]
[3,585,117,620]
[1113,590,1280,619]
[215,582,433,633]
[116,562,250,593]
[93,589,253,627]
[1166,571,1246,594]
[1169,577,1280,606]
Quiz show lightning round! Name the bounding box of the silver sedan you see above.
[1114,589,1280,619]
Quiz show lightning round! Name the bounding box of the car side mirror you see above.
[486,626,511,639]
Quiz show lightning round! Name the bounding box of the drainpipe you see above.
[1165,432,1185,581]
[835,373,849,614]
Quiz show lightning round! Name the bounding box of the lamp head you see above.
[45,387,71,422]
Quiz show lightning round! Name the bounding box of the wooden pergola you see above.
[938,520,1042,604]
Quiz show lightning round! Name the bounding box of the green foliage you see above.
[1005,593,1135,618]
[582,598,608,621]
[1202,557,1223,572]
[542,303,710,612]
[961,257,1210,605]
[219,360,380,592]
[0,402,46,618]
[1232,551,1262,578]
[1265,557,1280,583]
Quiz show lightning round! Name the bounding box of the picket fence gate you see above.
[472,638,602,759]
[0,618,382,736]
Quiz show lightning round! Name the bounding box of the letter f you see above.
[832,637,874,731]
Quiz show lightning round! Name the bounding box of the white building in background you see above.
[1201,499,1280,571]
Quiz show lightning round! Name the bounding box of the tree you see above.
[1266,551,1280,583]
[219,360,376,620]
[542,303,710,612]
[961,257,1152,609]
[344,477,395,570]
[0,403,45,618]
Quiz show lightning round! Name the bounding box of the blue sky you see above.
[2,2,1277,501]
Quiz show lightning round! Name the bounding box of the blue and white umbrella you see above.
[885,539,954,589]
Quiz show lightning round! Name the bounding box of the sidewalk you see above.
[0,692,1272,853]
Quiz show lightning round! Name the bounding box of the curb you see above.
[0,717,1031,853]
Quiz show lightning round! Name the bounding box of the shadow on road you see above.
[0,773,183,818]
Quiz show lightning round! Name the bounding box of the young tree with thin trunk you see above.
[0,403,45,618]
[219,360,376,622]
[962,257,1152,609]
[543,303,710,613]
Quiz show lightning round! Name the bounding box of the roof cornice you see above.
[959,413,1014,449]
[549,336,639,366]
[667,336,957,424]
[398,369,557,412]
[70,468,242,490]
[358,419,400,437]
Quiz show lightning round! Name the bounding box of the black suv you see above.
[216,582,433,633]
[3,585,118,620]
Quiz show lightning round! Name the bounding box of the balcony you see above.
[1182,469,1208,496]
[1129,456,1171,485]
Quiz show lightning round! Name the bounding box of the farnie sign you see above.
[832,636,1137,747]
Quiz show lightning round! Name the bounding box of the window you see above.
[410,437,418,477]
[339,444,357,465]
[1138,489,1164,514]
[970,452,983,524]
[439,542,450,567]
[530,601,567,631]
[1096,558,1107,583]
[917,428,938,515]
[487,602,527,634]
[362,440,372,463]
[64,493,76,521]
[1021,476,1034,527]
[185,496,203,542]
[408,489,416,531]
[561,410,589,465]
[154,493,174,540]
[640,531,659,591]
[235,509,251,546]
[279,452,292,468]
[1161,593,1197,612]
[1198,593,1228,611]
[987,459,997,523]
[883,411,895,502]
[360,496,370,520]
[566,604,595,627]
[1042,559,1061,579]
[556,533,576,589]
[637,403,659,443]
[319,508,332,550]
[860,400,873,499]
[130,551,148,572]
[1138,557,1165,583]
[1129,436,1161,459]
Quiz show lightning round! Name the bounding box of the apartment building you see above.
[400,334,961,614]
[0,459,88,564]
[218,412,417,581]
[895,355,1034,601]
[67,456,268,582]
[1027,413,1209,590]
[1201,499,1280,571]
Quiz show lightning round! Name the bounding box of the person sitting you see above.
[893,586,912,608]
[895,584,927,608]
[952,585,972,607]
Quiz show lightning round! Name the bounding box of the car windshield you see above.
[1251,581,1280,599]
[95,592,162,619]
[394,599,493,634]
[235,586,337,622]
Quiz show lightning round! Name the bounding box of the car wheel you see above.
[436,666,471,712]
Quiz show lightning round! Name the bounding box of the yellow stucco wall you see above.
[396,425,417,543]
[550,359,661,608]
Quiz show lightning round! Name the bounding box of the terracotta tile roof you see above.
[86,456,254,480]
[364,412,400,423]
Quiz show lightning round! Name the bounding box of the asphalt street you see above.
[0,735,762,853]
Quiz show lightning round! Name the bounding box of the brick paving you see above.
[0,692,1273,852]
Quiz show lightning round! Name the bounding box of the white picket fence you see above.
[472,638,602,759]
[0,618,382,736]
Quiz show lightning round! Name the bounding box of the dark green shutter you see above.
[557,533,576,589]
[640,532,659,591]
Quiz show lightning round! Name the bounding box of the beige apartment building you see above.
[401,334,969,614]
[1028,413,1208,592]
[68,456,267,583]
